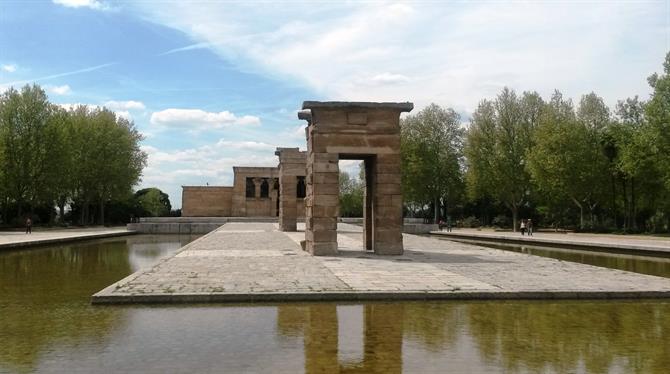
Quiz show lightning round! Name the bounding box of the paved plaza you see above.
[432,228,670,255]
[0,227,135,250]
[92,222,670,303]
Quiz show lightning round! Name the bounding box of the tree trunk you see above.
[433,197,439,224]
[511,205,518,232]
[58,202,65,224]
[571,197,584,229]
[631,177,637,230]
[621,179,628,231]
[611,174,617,228]
[99,200,105,226]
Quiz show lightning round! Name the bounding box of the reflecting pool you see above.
[438,238,670,278]
[1,236,669,373]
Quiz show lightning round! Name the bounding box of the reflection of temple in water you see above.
[277,304,404,373]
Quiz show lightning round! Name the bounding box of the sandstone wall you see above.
[181,186,233,217]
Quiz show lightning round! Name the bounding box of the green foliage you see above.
[461,216,481,228]
[527,91,610,229]
[465,88,542,230]
[401,103,464,222]
[339,171,363,217]
[0,84,147,226]
[491,215,510,229]
[135,188,172,217]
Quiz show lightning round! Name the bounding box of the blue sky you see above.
[1,0,668,208]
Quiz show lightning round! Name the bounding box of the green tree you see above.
[465,88,542,230]
[0,84,53,220]
[135,187,172,217]
[527,91,609,229]
[401,103,464,222]
[339,171,363,217]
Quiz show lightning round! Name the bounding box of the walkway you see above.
[431,229,670,256]
[0,227,137,250]
[92,222,670,304]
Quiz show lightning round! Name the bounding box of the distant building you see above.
[181,154,307,217]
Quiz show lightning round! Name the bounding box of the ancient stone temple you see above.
[182,165,305,218]
[299,101,413,256]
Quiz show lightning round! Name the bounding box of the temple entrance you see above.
[299,101,413,256]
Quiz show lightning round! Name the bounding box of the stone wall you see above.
[181,186,233,217]
[231,166,280,217]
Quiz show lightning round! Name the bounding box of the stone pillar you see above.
[363,158,374,251]
[304,148,339,255]
[253,178,262,200]
[276,148,307,231]
[372,153,403,254]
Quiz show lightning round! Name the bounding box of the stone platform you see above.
[92,223,670,304]
[431,229,670,257]
[0,227,136,250]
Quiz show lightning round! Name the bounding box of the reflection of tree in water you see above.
[402,301,464,351]
[0,240,134,373]
[276,303,404,374]
[466,301,670,374]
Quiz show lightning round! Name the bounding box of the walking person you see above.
[520,219,526,235]
[527,219,533,236]
[446,216,452,232]
[25,217,32,234]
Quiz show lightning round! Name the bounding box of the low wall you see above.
[403,223,439,234]
[129,217,278,234]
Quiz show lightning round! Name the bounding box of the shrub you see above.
[492,215,510,229]
[461,216,481,228]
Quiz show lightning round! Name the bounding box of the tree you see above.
[135,188,172,217]
[401,103,464,223]
[339,171,364,217]
[527,91,609,229]
[465,88,542,230]
[0,85,53,220]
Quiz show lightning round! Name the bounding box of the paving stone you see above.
[92,222,670,303]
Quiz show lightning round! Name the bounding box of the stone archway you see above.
[299,101,413,256]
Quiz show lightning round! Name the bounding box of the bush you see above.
[492,215,510,229]
[461,216,481,228]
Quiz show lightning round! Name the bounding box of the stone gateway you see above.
[300,101,413,256]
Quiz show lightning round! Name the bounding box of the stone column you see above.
[372,153,403,255]
[276,148,306,231]
[305,150,339,255]
[253,177,262,200]
[363,158,374,251]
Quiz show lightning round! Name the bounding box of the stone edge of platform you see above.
[430,231,670,257]
[91,290,670,305]
[0,230,138,251]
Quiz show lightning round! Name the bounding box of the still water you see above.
[439,238,670,279]
[1,236,669,373]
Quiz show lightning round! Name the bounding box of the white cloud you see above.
[103,100,145,111]
[150,108,261,130]
[367,73,410,85]
[135,2,667,111]
[115,110,132,121]
[216,139,276,151]
[46,84,71,95]
[1,64,17,73]
[52,0,108,10]
[139,141,278,207]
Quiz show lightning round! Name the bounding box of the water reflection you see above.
[276,301,670,374]
[0,235,197,373]
[2,234,670,373]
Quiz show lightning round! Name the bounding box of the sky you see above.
[0,0,668,208]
